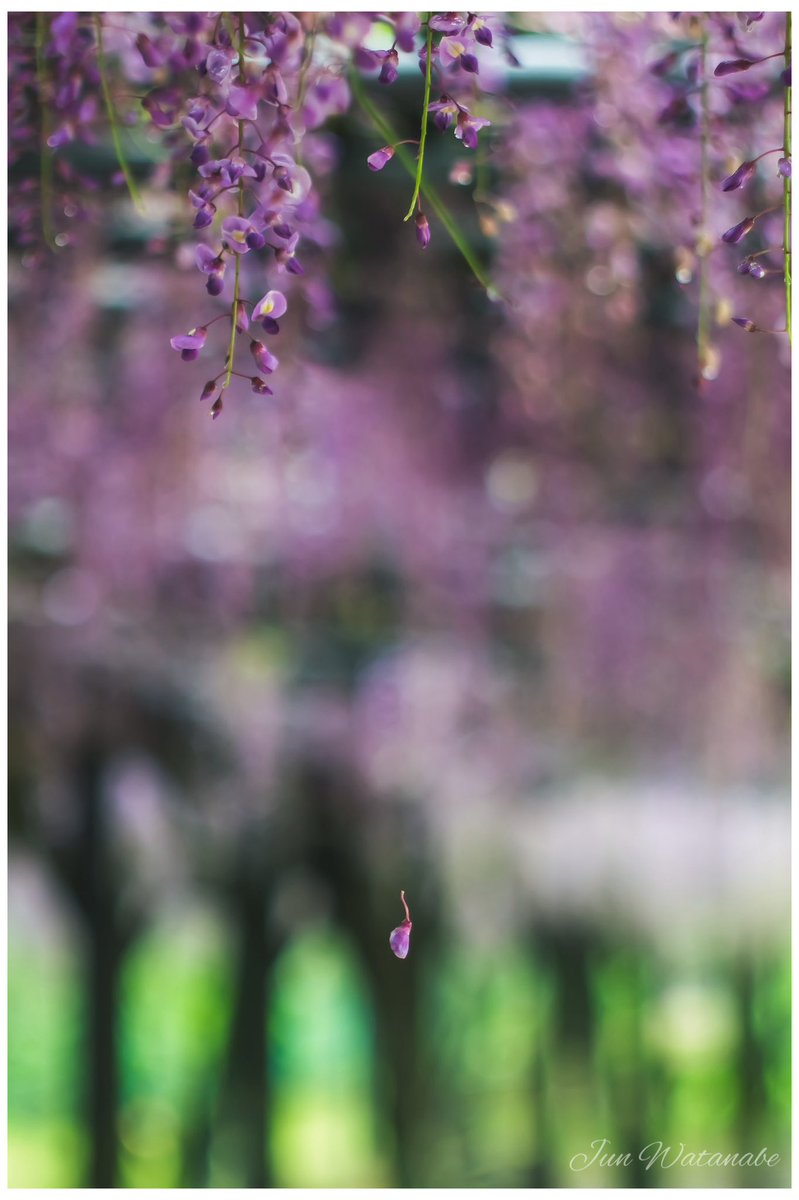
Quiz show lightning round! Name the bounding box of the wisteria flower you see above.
[429,13,466,35]
[714,58,756,77]
[721,216,756,244]
[379,48,400,85]
[227,84,260,121]
[196,244,226,295]
[250,340,279,373]
[722,160,756,191]
[469,15,494,47]
[252,289,288,322]
[455,111,491,150]
[222,215,265,254]
[170,327,207,361]
[367,146,395,171]
[438,36,479,74]
[429,97,459,132]
[389,891,413,959]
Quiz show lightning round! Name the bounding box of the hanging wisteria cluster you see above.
[9,11,792,417]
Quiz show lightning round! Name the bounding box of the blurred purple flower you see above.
[714,58,756,77]
[429,14,465,35]
[415,211,431,249]
[379,49,399,85]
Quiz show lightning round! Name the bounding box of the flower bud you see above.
[714,58,755,77]
[415,211,431,249]
[200,379,217,401]
[367,146,395,172]
[389,891,413,960]
[721,160,755,191]
[379,49,399,85]
[732,316,757,331]
[251,377,273,395]
[250,340,279,374]
[235,301,250,333]
[211,394,224,418]
[778,156,792,179]
[721,216,755,245]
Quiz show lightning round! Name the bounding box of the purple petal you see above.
[252,289,288,320]
[389,923,411,959]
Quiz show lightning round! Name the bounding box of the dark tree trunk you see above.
[216,836,278,1188]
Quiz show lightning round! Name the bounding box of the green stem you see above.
[225,115,245,392]
[35,13,58,251]
[404,17,434,221]
[94,15,144,212]
[351,71,497,297]
[784,12,792,343]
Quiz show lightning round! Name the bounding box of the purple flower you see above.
[227,85,260,121]
[235,301,250,333]
[379,49,399,85]
[394,12,421,52]
[136,34,164,69]
[748,261,766,279]
[367,146,395,171]
[725,81,771,104]
[206,47,236,84]
[196,244,226,294]
[252,290,288,321]
[732,316,757,331]
[250,340,279,374]
[721,160,756,191]
[470,16,494,47]
[251,377,274,395]
[211,394,224,419]
[455,111,491,150]
[388,891,413,960]
[778,156,792,179]
[430,96,459,132]
[714,58,756,77]
[222,215,263,254]
[190,142,211,167]
[170,327,207,361]
[721,216,756,244]
[429,13,465,35]
[415,211,431,249]
[439,36,479,73]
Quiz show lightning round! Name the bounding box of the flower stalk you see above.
[351,69,496,296]
[404,16,434,222]
[94,15,144,212]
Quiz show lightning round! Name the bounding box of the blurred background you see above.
[8,13,790,1189]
